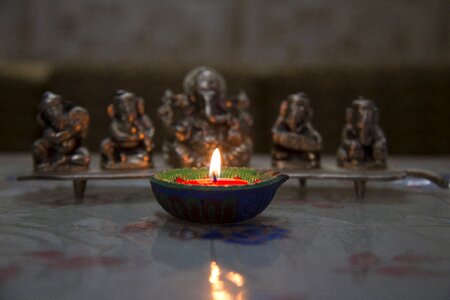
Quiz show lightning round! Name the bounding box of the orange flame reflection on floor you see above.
[209,261,245,300]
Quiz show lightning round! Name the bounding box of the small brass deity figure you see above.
[33,92,91,172]
[272,93,322,169]
[337,98,387,169]
[158,66,253,167]
[100,90,155,169]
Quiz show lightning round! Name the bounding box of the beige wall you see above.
[1,0,449,69]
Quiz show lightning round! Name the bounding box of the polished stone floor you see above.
[0,154,449,300]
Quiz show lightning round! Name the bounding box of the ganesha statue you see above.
[272,92,322,169]
[337,97,387,169]
[100,90,155,169]
[33,92,91,172]
[158,66,253,167]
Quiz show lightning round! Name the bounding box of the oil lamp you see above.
[149,148,288,224]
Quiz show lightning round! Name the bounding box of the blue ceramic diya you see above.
[149,167,289,224]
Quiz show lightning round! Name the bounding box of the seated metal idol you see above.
[337,97,387,169]
[33,92,91,172]
[100,90,155,169]
[272,93,322,169]
[158,67,253,167]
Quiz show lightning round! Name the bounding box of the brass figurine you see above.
[101,90,155,169]
[159,66,253,167]
[337,97,387,170]
[33,92,91,172]
[272,93,322,169]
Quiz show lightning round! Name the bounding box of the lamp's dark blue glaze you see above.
[150,167,289,224]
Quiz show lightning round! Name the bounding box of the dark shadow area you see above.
[1,65,449,154]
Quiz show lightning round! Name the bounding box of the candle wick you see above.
[212,174,217,183]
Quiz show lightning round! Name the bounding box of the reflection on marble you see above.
[209,261,245,300]
[1,154,450,299]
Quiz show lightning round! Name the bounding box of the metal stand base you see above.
[73,180,87,200]
[299,179,307,188]
[17,167,448,201]
[282,168,448,198]
[354,180,366,199]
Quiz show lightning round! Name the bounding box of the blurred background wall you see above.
[0,0,449,154]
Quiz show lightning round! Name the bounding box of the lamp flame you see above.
[209,148,221,180]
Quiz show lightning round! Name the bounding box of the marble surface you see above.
[0,154,449,300]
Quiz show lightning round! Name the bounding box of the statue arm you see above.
[158,90,175,126]
[372,126,387,160]
[42,128,59,144]
[139,115,155,138]
[272,123,321,152]
[65,107,89,138]
[41,126,73,144]
[373,126,387,144]
[173,120,192,142]
[273,132,313,151]
[136,116,154,151]
[341,126,357,145]
[306,125,322,149]
[339,126,365,160]
[242,112,253,127]
[223,139,252,167]
[272,120,290,147]
[206,113,228,124]
[110,121,136,142]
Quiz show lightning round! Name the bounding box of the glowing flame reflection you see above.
[209,261,245,300]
